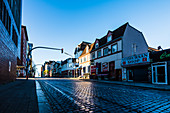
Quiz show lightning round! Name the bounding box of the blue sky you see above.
[22,0,170,72]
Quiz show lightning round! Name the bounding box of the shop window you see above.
[112,44,118,53]
[103,48,108,56]
[97,50,101,58]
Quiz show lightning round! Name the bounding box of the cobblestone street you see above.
[37,79,170,113]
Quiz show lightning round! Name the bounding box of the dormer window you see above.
[107,35,112,42]
[95,42,99,48]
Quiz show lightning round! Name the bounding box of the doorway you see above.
[127,69,133,81]
[152,62,167,84]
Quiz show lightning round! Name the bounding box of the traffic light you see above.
[61,48,63,53]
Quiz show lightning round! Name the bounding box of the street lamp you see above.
[26,46,63,80]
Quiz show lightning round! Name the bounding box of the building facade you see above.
[74,41,91,77]
[17,25,28,77]
[79,43,94,79]
[27,43,33,77]
[150,49,170,85]
[90,23,149,81]
[61,58,76,77]
[0,0,22,83]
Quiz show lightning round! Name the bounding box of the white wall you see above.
[122,24,148,58]
[91,40,122,69]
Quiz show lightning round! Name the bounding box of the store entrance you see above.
[127,69,133,81]
[152,62,167,84]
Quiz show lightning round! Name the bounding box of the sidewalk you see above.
[0,78,38,113]
[80,79,170,91]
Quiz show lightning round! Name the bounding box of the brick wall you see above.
[0,0,21,83]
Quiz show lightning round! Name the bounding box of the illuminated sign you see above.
[160,52,170,59]
[121,53,149,66]
[150,49,170,62]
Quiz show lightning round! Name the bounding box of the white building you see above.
[61,58,76,77]
[79,43,94,79]
[90,22,148,81]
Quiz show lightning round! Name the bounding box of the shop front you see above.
[121,52,150,82]
[150,49,170,85]
[90,65,96,79]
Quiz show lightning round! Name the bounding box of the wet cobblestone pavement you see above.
[38,79,170,113]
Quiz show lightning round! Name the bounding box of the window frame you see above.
[97,50,101,58]
[103,47,108,56]
[111,43,118,53]
[95,42,99,48]
[92,52,95,59]
[107,35,112,42]
[84,56,86,62]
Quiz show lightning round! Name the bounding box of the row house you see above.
[78,43,94,79]
[42,61,55,77]
[90,22,149,81]
[61,58,76,77]
[74,41,91,77]
[52,61,62,77]
[17,25,29,77]
[27,43,34,77]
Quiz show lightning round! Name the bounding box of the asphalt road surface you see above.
[37,78,170,113]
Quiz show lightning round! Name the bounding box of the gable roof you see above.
[91,22,128,52]
[79,43,94,57]
[74,41,91,54]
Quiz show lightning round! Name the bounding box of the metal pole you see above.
[26,46,63,80]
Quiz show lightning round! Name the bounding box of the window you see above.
[97,50,101,58]
[103,48,108,56]
[12,26,18,47]
[112,44,118,53]
[0,1,11,35]
[107,35,112,42]
[84,57,86,62]
[0,0,2,20]
[132,43,137,55]
[92,53,95,59]
[95,43,99,48]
